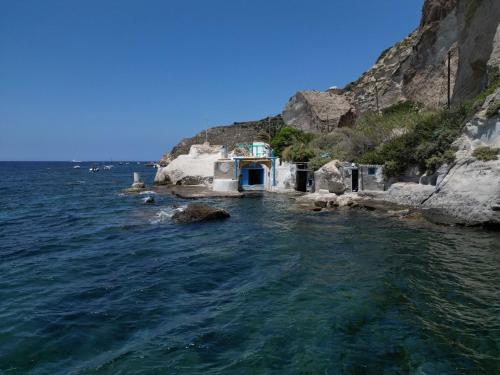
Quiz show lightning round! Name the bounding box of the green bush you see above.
[282,143,315,162]
[473,146,497,161]
[270,127,313,158]
[486,101,500,118]
[356,107,466,177]
[308,156,332,171]
[464,68,500,117]
[382,161,401,179]
[425,149,456,172]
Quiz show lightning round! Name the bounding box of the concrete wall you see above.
[359,165,385,191]
[274,162,296,191]
[340,164,385,192]
[214,160,235,179]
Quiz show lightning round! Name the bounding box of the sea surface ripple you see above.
[0,162,499,374]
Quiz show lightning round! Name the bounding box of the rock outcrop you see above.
[282,0,500,133]
[154,143,225,186]
[282,90,354,133]
[168,116,284,159]
[419,88,500,226]
[314,160,346,194]
[356,89,500,227]
[171,204,230,224]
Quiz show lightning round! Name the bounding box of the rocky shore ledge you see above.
[294,180,500,228]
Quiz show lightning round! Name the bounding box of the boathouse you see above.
[213,142,278,192]
[339,163,385,192]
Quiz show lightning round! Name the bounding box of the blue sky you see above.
[0,0,423,161]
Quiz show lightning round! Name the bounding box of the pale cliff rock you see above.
[282,90,355,133]
[420,88,500,226]
[314,160,346,194]
[154,144,225,186]
[282,0,500,133]
[359,89,500,226]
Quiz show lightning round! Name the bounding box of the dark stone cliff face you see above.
[168,116,284,159]
[282,0,500,133]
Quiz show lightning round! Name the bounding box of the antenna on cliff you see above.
[268,116,271,143]
[204,117,208,144]
[447,50,452,110]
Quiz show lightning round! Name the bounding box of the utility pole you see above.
[268,116,271,144]
[204,117,208,143]
[447,50,451,110]
[374,78,380,114]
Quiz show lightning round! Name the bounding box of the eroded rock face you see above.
[171,204,230,224]
[314,160,346,194]
[282,91,354,134]
[154,144,224,186]
[282,0,499,131]
[169,116,284,159]
[422,158,500,226]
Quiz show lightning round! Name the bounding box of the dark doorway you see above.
[352,169,359,192]
[248,168,264,185]
[296,170,308,192]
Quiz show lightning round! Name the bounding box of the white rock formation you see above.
[314,160,346,194]
[154,143,225,185]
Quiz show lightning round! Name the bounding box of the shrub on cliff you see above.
[473,146,498,161]
[486,101,500,118]
[282,143,315,162]
[308,156,333,171]
[271,127,314,158]
[356,107,466,177]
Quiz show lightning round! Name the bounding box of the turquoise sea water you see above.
[0,162,499,374]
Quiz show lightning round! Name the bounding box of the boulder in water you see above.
[171,204,230,224]
[143,196,155,204]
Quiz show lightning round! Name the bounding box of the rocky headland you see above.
[154,0,500,228]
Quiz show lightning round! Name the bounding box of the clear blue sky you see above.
[0,0,423,161]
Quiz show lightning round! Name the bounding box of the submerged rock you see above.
[171,204,230,224]
[143,196,155,204]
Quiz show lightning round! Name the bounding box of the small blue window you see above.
[367,167,377,176]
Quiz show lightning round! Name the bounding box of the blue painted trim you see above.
[272,158,276,186]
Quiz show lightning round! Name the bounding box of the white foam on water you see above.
[149,206,186,224]
[139,191,157,195]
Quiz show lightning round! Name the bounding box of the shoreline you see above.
[123,183,500,230]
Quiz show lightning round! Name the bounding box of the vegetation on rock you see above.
[472,146,498,161]
[486,100,500,118]
[270,127,314,158]
[282,143,315,162]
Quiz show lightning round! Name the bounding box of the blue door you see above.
[241,164,264,185]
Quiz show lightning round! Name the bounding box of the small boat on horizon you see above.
[103,165,113,170]
[89,165,99,173]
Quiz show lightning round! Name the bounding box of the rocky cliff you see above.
[166,115,284,160]
[283,0,500,133]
